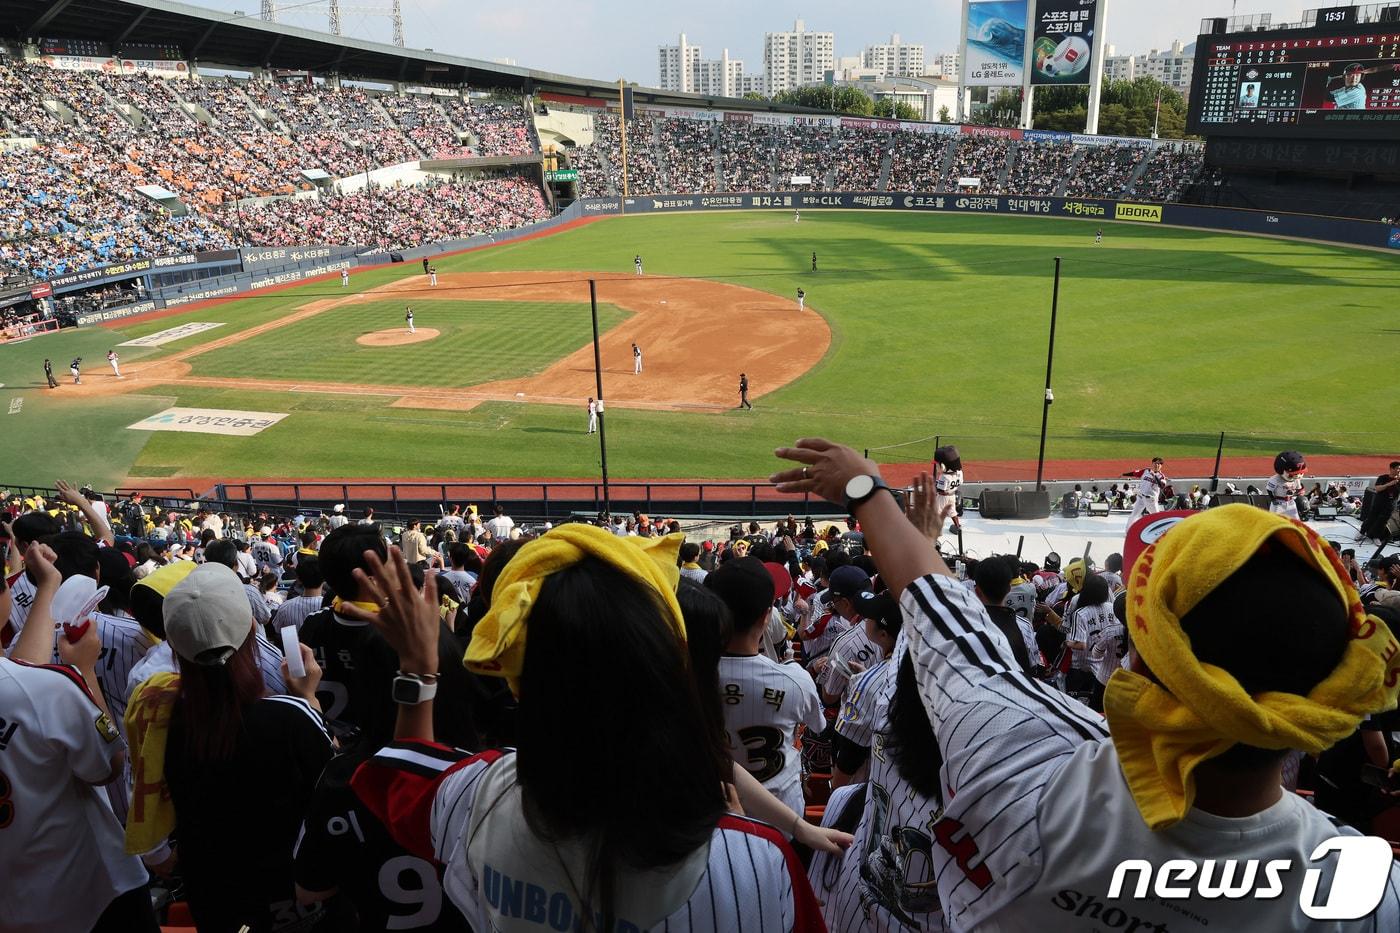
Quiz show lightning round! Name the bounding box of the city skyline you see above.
[181,1,1311,86]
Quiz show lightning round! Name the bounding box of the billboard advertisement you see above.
[1030,0,1100,85]
[964,1,1029,87]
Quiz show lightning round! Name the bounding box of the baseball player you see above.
[634,254,643,275]
[1095,228,1103,245]
[1126,456,1169,521]
[422,257,430,274]
[769,440,1400,932]
[1326,62,1400,110]
[796,287,806,312]
[70,356,82,384]
[632,341,642,375]
[709,557,825,815]
[405,306,415,334]
[1266,450,1307,519]
[738,373,752,411]
[794,208,800,223]
[106,349,121,378]
[586,396,598,434]
[340,268,349,287]
[43,357,57,388]
[811,251,818,272]
[429,265,437,287]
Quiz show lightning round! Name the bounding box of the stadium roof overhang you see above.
[0,0,824,113]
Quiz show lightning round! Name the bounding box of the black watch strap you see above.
[845,476,892,514]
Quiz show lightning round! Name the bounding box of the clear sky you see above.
[191,1,1309,80]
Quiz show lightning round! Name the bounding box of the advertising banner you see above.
[964,0,1029,87]
[1030,0,1100,86]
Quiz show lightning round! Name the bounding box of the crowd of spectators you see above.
[661,118,718,193]
[232,174,548,251]
[3,444,1398,932]
[379,93,467,159]
[440,94,536,157]
[1063,142,1148,198]
[940,134,1012,193]
[886,130,954,191]
[718,122,778,192]
[1131,143,1205,201]
[1006,139,1077,196]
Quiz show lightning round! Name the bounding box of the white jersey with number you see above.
[822,622,883,703]
[818,655,949,932]
[0,658,149,933]
[350,744,825,931]
[935,469,963,503]
[1267,473,1303,519]
[718,653,824,815]
[900,572,1400,932]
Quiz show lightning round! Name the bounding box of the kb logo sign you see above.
[1108,836,1394,920]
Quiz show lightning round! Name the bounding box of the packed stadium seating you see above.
[0,56,1211,281]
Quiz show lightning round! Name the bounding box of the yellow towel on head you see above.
[1064,558,1087,593]
[465,525,684,695]
[1105,504,1400,830]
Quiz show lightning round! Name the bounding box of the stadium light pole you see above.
[589,279,612,518]
[1034,257,1062,492]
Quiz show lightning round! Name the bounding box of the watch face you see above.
[391,678,420,705]
[845,474,876,501]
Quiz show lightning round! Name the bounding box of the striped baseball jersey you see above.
[818,655,948,932]
[0,658,149,933]
[3,568,37,648]
[125,629,287,704]
[900,572,1400,931]
[718,653,824,815]
[800,611,851,663]
[821,623,882,704]
[349,742,825,931]
[271,595,325,633]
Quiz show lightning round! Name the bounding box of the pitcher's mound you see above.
[357,327,440,347]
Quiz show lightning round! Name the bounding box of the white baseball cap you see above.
[163,563,253,666]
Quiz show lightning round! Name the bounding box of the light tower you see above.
[259,0,276,22]
[392,0,404,47]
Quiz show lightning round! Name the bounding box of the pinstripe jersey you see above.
[821,623,882,703]
[819,654,948,932]
[718,653,825,815]
[3,568,37,648]
[124,630,287,704]
[349,742,825,931]
[900,572,1400,931]
[271,595,324,633]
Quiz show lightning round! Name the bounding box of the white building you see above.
[764,19,835,94]
[659,35,765,97]
[929,52,961,80]
[861,33,925,79]
[658,34,704,93]
[1100,40,1195,94]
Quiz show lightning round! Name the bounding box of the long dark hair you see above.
[676,577,735,769]
[885,653,944,801]
[172,631,267,762]
[461,538,528,637]
[515,558,728,925]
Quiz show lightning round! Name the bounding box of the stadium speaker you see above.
[1210,17,1229,34]
[979,489,1053,520]
[1314,505,1339,521]
[1087,501,1111,517]
[1060,493,1079,518]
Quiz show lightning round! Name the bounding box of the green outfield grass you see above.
[2,210,1397,487]
[187,299,628,386]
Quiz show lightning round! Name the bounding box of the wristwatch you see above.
[844,474,892,514]
[391,672,439,705]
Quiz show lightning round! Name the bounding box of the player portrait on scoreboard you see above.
[1238,82,1261,108]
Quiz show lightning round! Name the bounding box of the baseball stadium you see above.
[3,1,1400,930]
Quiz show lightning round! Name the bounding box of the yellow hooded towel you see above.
[465,524,684,695]
[1104,504,1400,830]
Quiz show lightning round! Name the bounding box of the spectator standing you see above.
[484,504,514,541]
[270,556,326,634]
[399,519,434,568]
[1360,460,1400,542]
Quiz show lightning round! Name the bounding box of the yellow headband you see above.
[1105,504,1400,830]
[464,525,684,695]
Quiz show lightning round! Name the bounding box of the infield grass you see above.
[2,210,1396,485]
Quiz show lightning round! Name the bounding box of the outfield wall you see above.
[574,193,1400,252]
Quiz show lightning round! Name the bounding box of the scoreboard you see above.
[1188,22,1400,139]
